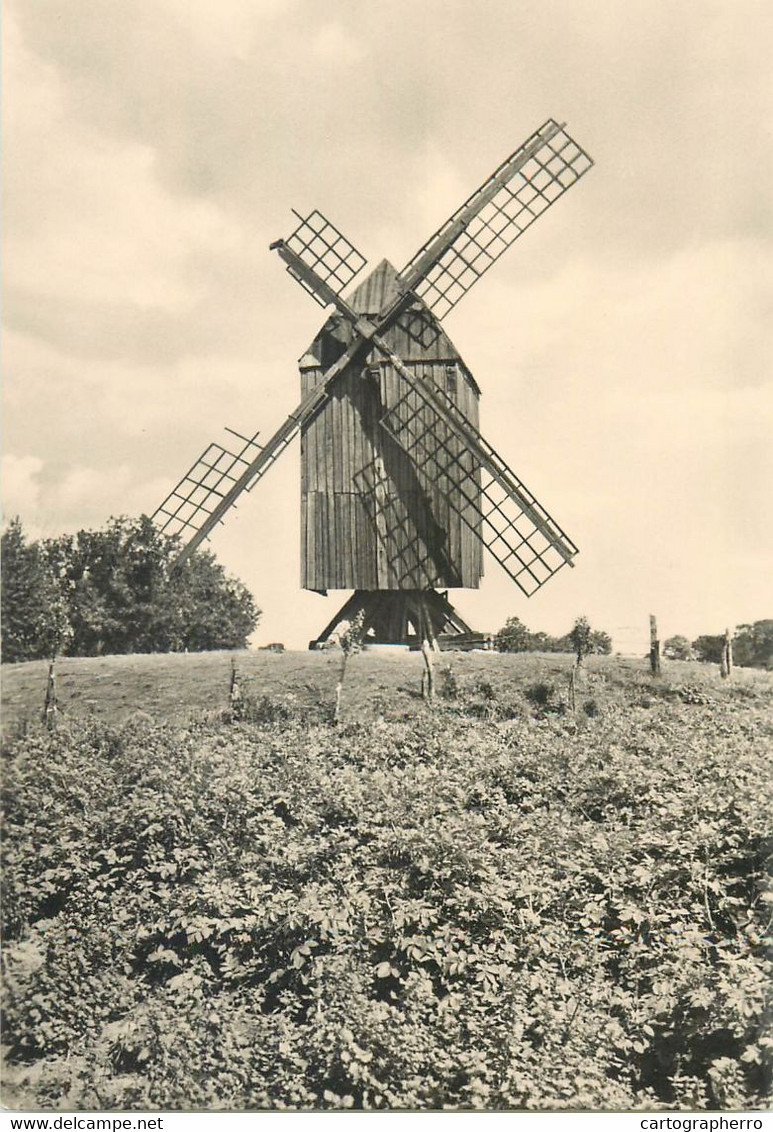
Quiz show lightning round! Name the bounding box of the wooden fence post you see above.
[229,657,241,709]
[649,615,661,677]
[43,658,58,730]
[334,651,348,723]
[418,598,436,701]
[421,638,435,702]
[720,628,733,679]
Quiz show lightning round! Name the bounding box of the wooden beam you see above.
[649,615,662,677]
[720,627,733,679]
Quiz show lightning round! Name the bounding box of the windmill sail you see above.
[152,121,592,582]
[379,381,577,596]
[155,326,373,565]
[153,430,262,541]
[272,209,367,307]
[152,212,371,565]
[395,120,593,319]
[274,246,580,589]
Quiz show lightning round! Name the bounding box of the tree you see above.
[663,635,695,661]
[1,519,71,663]
[732,621,773,670]
[569,616,593,665]
[692,634,725,664]
[3,515,260,660]
[334,611,367,722]
[495,616,613,657]
[589,629,612,655]
[168,547,260,653]
[37,543,74,660]
[494,616,531,653]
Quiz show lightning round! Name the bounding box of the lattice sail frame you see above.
[401,121,593,319]
[351,453,465,590]
[150,119,592,572]
[282,209,367,306]
[152,429,262,541]
[379,383,578,597]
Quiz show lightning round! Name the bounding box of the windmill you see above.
[151,119,593,649]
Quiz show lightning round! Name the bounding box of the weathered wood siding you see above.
[300,260,483,592]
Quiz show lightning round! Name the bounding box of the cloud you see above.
[10,0,770,282]
[2,452,172,539]
[3,0,771,650]
[164,0,296,58]
[311,23,366,64]
[2,455,45,530]
[3,8,275,371]
[1,324,302,499]
[458,236,773,400]
[6,1,425,222]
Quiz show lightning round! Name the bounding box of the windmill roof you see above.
[298,257,480,395]
[345,258,403,314]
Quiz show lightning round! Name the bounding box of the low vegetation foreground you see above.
[2,651,771,1110]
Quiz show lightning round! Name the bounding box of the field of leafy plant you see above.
[2,651,771,1111]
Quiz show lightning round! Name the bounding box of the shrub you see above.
[1,516,261,661]
[2,670,771,1111]
[524,680,565,716]
[231,692,293,725]
[733,622,773,670]
[494,616,612,657]
[438,665,459,700]
[494,617,531,653]
[663,635,695,661]
[693,635,725,665]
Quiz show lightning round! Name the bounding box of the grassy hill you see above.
[1,646,613,733]
[2,650,772,1111]
[4,646,769,734]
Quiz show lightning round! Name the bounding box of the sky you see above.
[3,0,772,653]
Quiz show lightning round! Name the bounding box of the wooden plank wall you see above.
[300,314,484,592]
